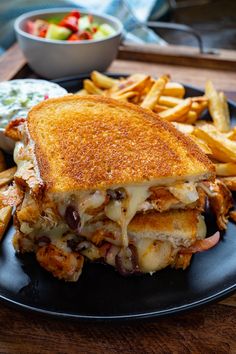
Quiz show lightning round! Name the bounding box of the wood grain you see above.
[220,293,236,307]
[118,43,236,71]
[0,302,235,354]
[108,59,236,92]
[0,44,26,82]
[1,43,236,83]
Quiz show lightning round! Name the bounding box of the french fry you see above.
[112,75,151,98]
[153,104,168,113]
[191,100,208,118]
[0,151,6,173]
[0,206,12,241]
[191,96,208,109]
[141,78,155,96]
[219,91,230,127]
[141,75,169,110]
[114,91,139,101]
[215,163,236,176]
[84,79,104,95]
[189,135,212,155]
[158,96,182,107]
[76,89,88,96]
[163,82,185,98]
[172,122,194,134]
[197,100,208,115]
[172,113,209,151]
[191,101,201,112]
[220,176,236,191]
[205,80,230,133]
[158,96,203,122]
[158,96,197,123]
[91,71,117,89]
[0,167,17,188]
[129,95,140,104]
[191,96,209,103]
[126,73,149,82]
[225,127,236,141]
[184,110,198,124]
[159,98,192,122]
[193,123,236,162]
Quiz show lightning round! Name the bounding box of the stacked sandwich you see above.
[5,95,220,281]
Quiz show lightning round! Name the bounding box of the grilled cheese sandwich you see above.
[6,95,217,281]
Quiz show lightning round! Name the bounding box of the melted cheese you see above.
[14,141,33,176]
[79,191,106,211]
[105,185,150,247]
[136,239,173,273]
[198,182,217,197]
[197,215,207,240]
[168,182,198,204]
[54,190,106,229]
[77,191,106,228]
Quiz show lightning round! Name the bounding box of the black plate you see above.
[1,74,236,321]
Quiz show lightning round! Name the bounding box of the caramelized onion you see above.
[180,231,220,254]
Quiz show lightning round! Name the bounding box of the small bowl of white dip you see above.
[0,79,67,153]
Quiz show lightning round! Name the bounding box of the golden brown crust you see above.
[5,118,26,141]
[26,95,215,192]
[128,209,199,238]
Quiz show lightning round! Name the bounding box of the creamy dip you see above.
[0,79,67,129]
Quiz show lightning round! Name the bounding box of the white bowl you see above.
[14,8,123,79]
[0,79,68,153]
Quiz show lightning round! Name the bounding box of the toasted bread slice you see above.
[27,95,215,192]
[81,209,206,248]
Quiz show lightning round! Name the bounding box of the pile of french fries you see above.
[0,152,15,242]
[78,71,209,124]
[77,71,236,196]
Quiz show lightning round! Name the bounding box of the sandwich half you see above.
[5,95,217,281]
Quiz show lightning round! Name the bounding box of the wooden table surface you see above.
[0,44,236,353]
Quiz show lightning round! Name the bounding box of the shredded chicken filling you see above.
[13,131,217,280]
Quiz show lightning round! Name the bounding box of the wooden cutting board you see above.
[1,43,236,90]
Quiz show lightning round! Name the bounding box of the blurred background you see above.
[154,0,236,50]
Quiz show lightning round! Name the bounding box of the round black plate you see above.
[1,74,236,321]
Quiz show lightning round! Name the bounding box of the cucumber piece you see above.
[99,23,116,36]
[47,16,63,25]
[46,24,71,40]
[79,16,91,31]
[93,29,106,40]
